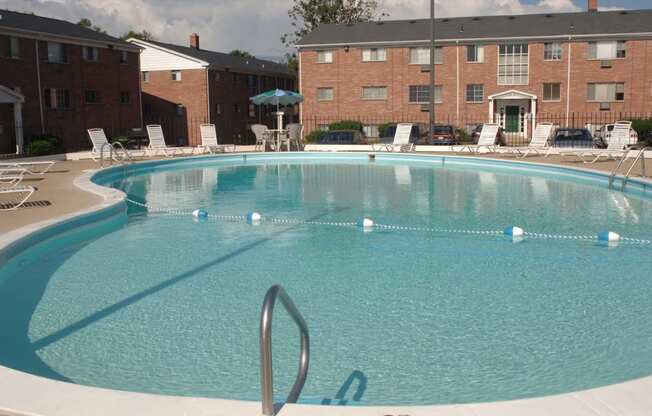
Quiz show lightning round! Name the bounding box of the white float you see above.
[598,231,620,242]
[357,217,374,230]
[504,226,524,238]
[247,212,262,225]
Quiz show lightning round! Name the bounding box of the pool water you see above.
[1,154,652,406]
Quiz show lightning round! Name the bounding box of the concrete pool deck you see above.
[1,150,651,416]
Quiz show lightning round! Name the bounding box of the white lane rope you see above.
[125,198,652,246]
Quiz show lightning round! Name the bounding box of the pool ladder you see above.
[608,146,648,191]
[99,142,133,168]
[260,285,310,415]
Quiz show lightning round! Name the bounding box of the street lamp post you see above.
[429,0,435,144]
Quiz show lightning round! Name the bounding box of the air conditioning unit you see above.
[600,60,612,68]
[420,104,429,112]
[420,65,431,73]
[599,102,611,111]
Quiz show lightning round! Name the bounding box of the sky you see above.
[0,0,648,59]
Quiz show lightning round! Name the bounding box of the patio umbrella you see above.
[250,89,304,130]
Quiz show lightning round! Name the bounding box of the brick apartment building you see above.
[0,9,142,153]
[297,0,652,138]
[128,35,296,146]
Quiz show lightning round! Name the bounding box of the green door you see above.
[505,106,520,133]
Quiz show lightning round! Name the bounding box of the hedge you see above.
[327,120,363,132]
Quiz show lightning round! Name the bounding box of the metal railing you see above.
[609,146,649,191]
[100,142,133,168]
[260,285,310,416]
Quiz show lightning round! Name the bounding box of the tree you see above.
[281,0,387,47]
[229,49,255,59]
[121,30,156,41]
[77,18,106,34]
[283,52,298,72]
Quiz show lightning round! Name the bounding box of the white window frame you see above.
[408,85,442,104]
[466,45,484,63]
[543,83,561,102]
[587,41,627,60]
[544,42,563,61]
[466,84,484,103]
[171,70,182,81]
[142,71,150,83]
[9,37,20,59]
[83,46,99,62]
[120,50,128,64]
[316,50,333,64]
[497,44,529,86]
[362,47,387,62]
[47,42,66,63]
[317,87,333,101]
[587,82,625,102]
[361,86,388,100]
[409,47,443,65]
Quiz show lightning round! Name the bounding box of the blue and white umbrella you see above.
[250,89,304,130]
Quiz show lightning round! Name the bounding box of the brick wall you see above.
[0,35,142,152]
[299,39,652,134]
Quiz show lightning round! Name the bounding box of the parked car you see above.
[471,124,506,146]
[319,129,366,144]
[551,128,596,148]
[593,124,638,148]
[416,124,459,145]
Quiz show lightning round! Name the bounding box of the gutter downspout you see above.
[35,39,45,134]
[456,40,460,125]
[205,67,210,125]
[566,35,572,126]
[299,52,303,128]
[138,52,143,129]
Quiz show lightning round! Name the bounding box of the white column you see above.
[13,102,24,155]
[523,112,528,136]
[531,98,537,134]
[489,99,494,123]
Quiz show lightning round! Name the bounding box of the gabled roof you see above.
[133,39,295,77]
[297,9,652,47]
[0,9,136,50]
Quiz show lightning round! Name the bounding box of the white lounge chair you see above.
[146,125,181,157]
[0,161,55,175]
[198,124,235,154]
[87,128,141,161]
[498,122,554,158]
[0,167,27,188]
[372,123,414,152]
[458,123,499,154]
[560,121,632,163]
[252,124,271,151]
[0,184,35,211]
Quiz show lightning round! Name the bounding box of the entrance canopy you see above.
[488,89,538,136]
[0,85,25,154]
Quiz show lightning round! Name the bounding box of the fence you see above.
[303,112,652,147]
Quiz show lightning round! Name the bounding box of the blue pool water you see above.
[1,154,652,406]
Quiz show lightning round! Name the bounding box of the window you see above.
[142,71,150,83]
[316,50,333,63]
[498,44,529,85]
[85,90,100,104]
[587,83,625,102]
[215,72,221,81]
[362,86,387,100]
[232,72,239,82]
[362,48,386,62]
[466,45,484,63]
[82,46,99,62]
[234,103,241,113]
[176,105,184,116]
[544,42,563,61]
[215,103,222,115]
[44,88,71,110]
[120,50,128,64]
[543,83,561,101]
[47,42,66,63]
[466,84,484,103]
[249,103,256,118]
[408,85,442,103]
[317,87,333,101]
[171,70,182,81]
[588,41,627,60]
[120,91,130,104]
[8,37,20,59]
[409,47,443,64]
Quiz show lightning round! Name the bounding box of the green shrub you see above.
[29,134,62,150]
[328,120,363,132]
[26,140,57,156]
[631,119,652,142]
[305,130,328,143]
[378,123,396,138]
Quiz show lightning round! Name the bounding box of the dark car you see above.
[551,128,596,148]
[416,124,459,145]
[319,129,366,144]
[471,124,506,146]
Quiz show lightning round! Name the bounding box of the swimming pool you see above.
[1,153,652,408]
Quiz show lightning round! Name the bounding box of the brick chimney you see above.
[189,33,200,49]
[588,0,598,12]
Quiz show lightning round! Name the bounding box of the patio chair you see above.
[457,123,499,154]
[0,186,35,211]
[198,124,235,154]
[146,125,181,157]
[279,123,303,151]
[372,123,414,152]
[88,128,140,162]
[560,121,632,163]
[252,124,271,151]
[498,122,555,158]
[0,161,55,175]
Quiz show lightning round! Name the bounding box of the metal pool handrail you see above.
[608,146,648,190]
[260,285,310,416]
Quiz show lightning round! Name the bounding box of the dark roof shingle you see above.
[145,40,295,77]
[297,9,652,47]
[0,9,133,47]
